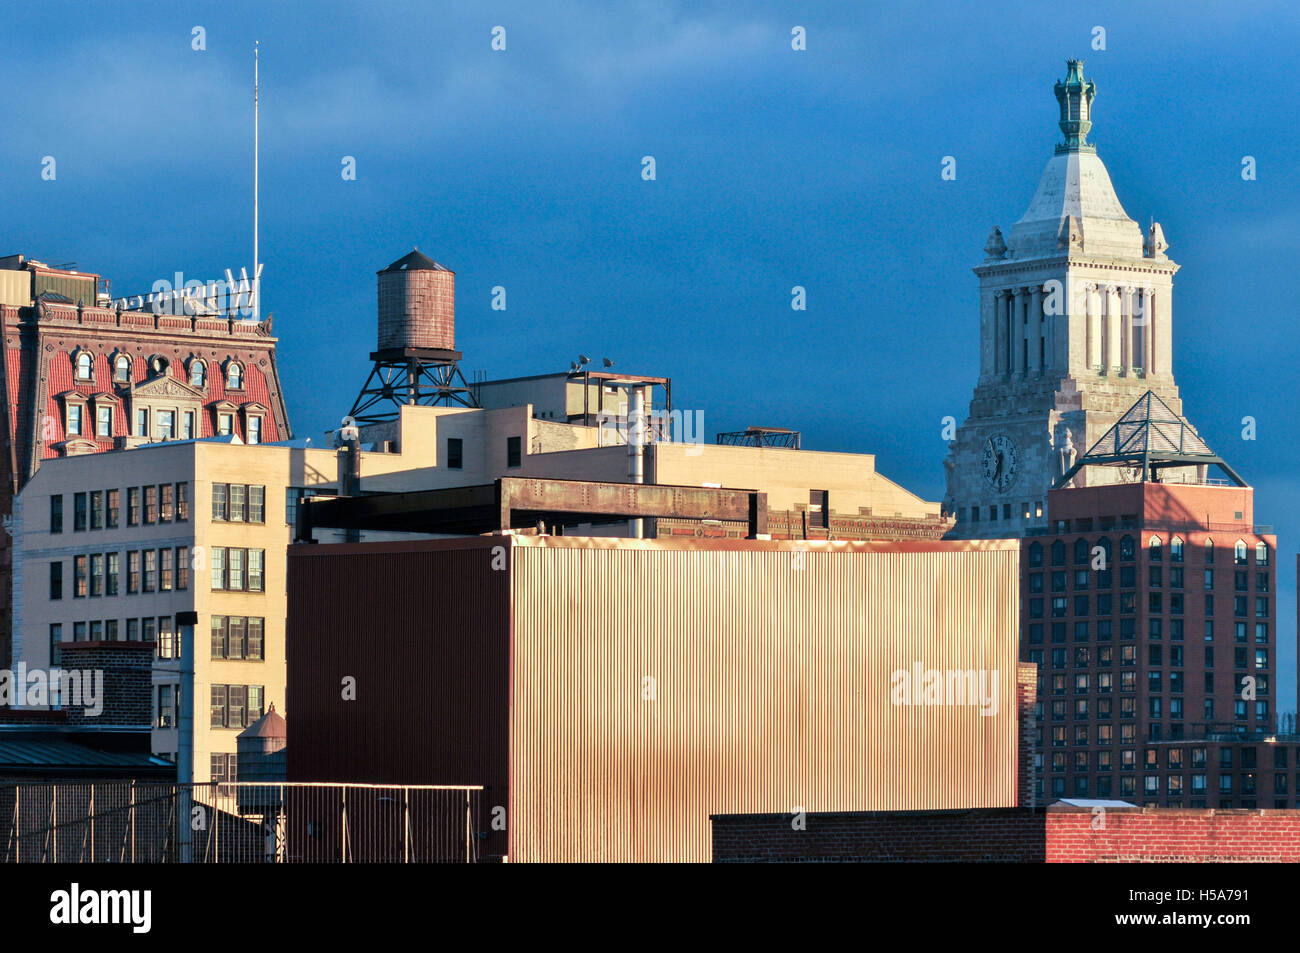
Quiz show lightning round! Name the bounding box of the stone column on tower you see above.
[1155,289,1173,377]
[1141,287,1155,375]
[1121,285,1136,374]
[1008,284,1019,374]
[994,290,1008,375]
[1086,283,1101,372]
[1029,285,1043,374]
[1104,284,1121,375]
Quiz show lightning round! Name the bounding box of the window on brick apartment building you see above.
[809,490,829,529]
[48,624,63,667]
[210,684,264,729]
[156,617,174,660]
[211,753,237,787]
[212,484,264,523]
[157,685,176,728]
[210,548,266,592]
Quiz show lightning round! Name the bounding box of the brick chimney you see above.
[56,640,154,728]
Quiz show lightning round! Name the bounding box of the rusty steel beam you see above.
[298,478,769,539]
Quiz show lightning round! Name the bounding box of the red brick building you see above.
[711,804,1300,862]
[1020,392,1279,806]
[0,254,292,663]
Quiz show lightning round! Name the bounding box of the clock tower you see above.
[944,60,1185,538]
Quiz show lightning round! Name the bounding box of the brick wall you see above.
[712,806,1300,862]
[1044,808,1300,862]
[56,641,154,728]
[711,810,1046,862]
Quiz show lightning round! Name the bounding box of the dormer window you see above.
[241,402,268,445]
[96,405,112,437]
[190,360,206,388]
[67,404,84,436]
[149,355,169,377]
[226,362,243,390]
[156,410,176,441]
[74,351,94,382]
[113,354,131,383]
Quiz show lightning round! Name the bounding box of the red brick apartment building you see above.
[0,254,290,663]
[1019,393,1280,807]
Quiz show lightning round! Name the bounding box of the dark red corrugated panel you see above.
[286,537,511,855]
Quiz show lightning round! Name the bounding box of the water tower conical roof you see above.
[238,702,286,740]
[377,249,452,275]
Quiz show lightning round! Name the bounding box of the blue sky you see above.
[4,0,1298,703]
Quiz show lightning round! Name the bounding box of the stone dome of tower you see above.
[1005,60,1145,262]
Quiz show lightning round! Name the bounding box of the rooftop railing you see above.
[0,781,487,863]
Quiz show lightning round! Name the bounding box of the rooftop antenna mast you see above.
[253,40,261,323]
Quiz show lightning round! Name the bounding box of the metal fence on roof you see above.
[0,782,484,863]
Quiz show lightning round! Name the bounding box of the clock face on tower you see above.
[982,432,1020,492]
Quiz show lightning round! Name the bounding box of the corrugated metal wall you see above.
[0,271,28,307]
[506,537,1020,862]
[288,535,1020,863]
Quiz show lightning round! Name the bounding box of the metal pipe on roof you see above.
[628,386,645,539]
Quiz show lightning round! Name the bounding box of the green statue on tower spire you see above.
[1054,59,1097,155]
